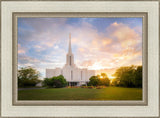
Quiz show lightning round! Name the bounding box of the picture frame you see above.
[1,0,159,117]
[13,12,147,106]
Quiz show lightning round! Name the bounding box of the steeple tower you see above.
[66,33,74,66]
[68,33,72,54]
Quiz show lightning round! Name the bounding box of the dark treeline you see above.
[111,65,142,88]
[88,65,142,88]
[18,65,142,88]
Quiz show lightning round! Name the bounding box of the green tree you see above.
[113,65,142,88]
[42,77,54,87]
[98,73,110,86]
[18,66,40,87]
[100,77,110,86]
[134,66,142,88]
[43,75,67,88]
[88,73,110,86]
[88,76,99,86]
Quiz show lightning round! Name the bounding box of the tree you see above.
[52,79,62,88]
[111,78,119,86]
[134,66,142,88]
[88,76,99,86]
[43,75,67,88]
[113,65,142,88]
[88,73,110,86]
[98,73,110,86]
[100,77,110,86]
[57,75,67,87]
[18,66,40,87]
[101,73,108,78]
[42,77,54,87]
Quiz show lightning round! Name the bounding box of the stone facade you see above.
[46,34,95,86]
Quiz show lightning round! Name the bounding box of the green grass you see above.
[18,87,142,100]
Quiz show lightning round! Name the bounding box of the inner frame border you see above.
[12,12,148,106]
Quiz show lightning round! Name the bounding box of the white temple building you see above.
[46,34,95,86]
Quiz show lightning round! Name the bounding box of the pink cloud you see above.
[73,22,142,75]
[107,22,141,48]
[18,44,26,54]
[18,19,142,77]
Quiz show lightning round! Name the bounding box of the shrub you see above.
[88,76,99,86]
[96,86,106,89]
[71,86,79,88]
[43,75,67,88]
[81,86,87,88]
[87,86,94,89]
[80,84,87,88]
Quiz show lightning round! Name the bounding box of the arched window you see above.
[70,56,71,65]
[71,70,73,80]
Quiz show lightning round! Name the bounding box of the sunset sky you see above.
[18,17,142,78]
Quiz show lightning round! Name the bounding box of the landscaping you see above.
[18,66,143,101]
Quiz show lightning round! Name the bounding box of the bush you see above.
[52,79,62,88]
[43,75,67,88]
[88,76,99,86]
[87,86,94,89]
[96,86,106,89]
[70,86,79,88]
[81,86,87,88]
[80,84,87,88]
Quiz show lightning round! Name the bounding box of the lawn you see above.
[18,87,142,100]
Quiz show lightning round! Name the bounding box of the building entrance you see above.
[68,82,78,86]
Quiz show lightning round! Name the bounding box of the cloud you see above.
[18,18,142,78]
[108,22,141,48]
[18,44,26,54]
[73,22,142,73]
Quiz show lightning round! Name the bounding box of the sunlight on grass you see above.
[18,87,142,100]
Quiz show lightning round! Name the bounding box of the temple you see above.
[46,33,95,86]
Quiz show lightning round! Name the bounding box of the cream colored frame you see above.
[13,12,147,106]
[1,0,159,118]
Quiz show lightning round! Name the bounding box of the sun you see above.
[108,75,115,80]
[100,76,103,79]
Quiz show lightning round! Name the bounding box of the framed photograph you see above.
[1,0,159,118]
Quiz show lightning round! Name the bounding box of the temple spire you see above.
[68,33,72,53]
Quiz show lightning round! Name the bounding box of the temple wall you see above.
[46,69,55,78]
[46,67,95,86]
[46,68,61,78]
